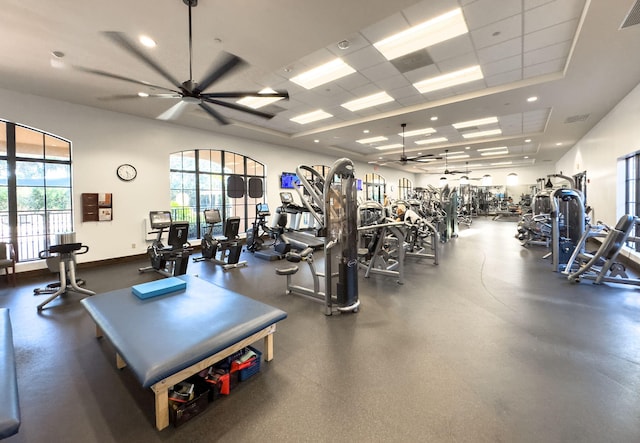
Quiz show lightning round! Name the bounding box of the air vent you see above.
[564,114,590,124]
[621,0,640,29]
[390,49,434,74]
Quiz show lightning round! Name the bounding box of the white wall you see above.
[0,88,413,271]
[556,81,640,224]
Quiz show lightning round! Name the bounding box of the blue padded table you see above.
[81,275,287,430]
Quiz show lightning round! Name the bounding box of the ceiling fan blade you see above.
[198,102,230,125]
[201,90,289,100]
[194,52,247,94]
[103,31,183,90]
[98,93,180,101]
[73,65,180,94]
[157,101,191,121]
[202,97,275,119]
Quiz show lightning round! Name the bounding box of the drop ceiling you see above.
[1,0,639,174]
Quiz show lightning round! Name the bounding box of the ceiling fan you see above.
[74,0,289,125]
[442,150,466,175]
[387,123,442,166]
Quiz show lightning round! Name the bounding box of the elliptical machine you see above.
[193,209,247,270]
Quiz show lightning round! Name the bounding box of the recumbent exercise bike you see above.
[139,211,192,277]
[193,209,247,270]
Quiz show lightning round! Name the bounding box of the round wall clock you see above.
[116,164,137,181]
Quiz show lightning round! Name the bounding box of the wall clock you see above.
[116,164,137,182]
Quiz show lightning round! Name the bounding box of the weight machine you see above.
[193,209,246,270]
[139,211,192,277]
[563,214,640,285]
[275,158,360,315]
[34,232,95,311]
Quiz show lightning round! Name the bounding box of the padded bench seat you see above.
[81,275,287,430]
[0,308,20,439]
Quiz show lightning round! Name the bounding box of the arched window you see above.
[0,120,73,262]
[169,150,265,238]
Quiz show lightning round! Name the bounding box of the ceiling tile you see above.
[525,0,586,33]
[477,37,522,64]
[484,69,523,87]
[524,19,579,52]
[463,0,522,30]
[482,54,522,77]
[361,62,401,82]
[469,14,522,49]
[427,34,476,63]
[524,41,571,66]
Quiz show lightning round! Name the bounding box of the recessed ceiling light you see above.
[399,127,436,137]
[337,40,350,50]
[465,146,471,150]
[314,139,320,143]
[290,110,333,124]
[452,116,498,129]
[290,58,356,89]
[137,92,149,97]
[139,35,156,47]
[527,96,538,102]
[480,149,509,156]
[524,138,532,143]
[357,136,388,144]
[363,129,370,133]
[556,142,563,146]
[524,156,529,159]
[477,146,507,152]
[462,128,502,139]
[375,143,403,151]
[237,88,285,109]
[51,51,65,58]
[374,8,468,61]
[413,65,484,94]
[341,91,394,112]
[415,137,448,145]
[430,116,438,121]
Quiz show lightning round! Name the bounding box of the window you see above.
[398,177,412,199]
[0,120,73,262]
[363,173,386,203]
[625,153,640,251]
[170,150,265,239]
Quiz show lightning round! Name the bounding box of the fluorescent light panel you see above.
[491,161,512,166]
[480,150,508,156]
[447,154,470,160]
[375,143,403,151]
[415,137,448,145]
[413,65,483,94]
[341,91,394,111]
[237,88,284,109]
[462,128,502,139]
[290,110,333,124]
[374,8,468,60]
[477,146,507,152]
[399,127,436,137]
[357,136,388,144]
[290,58,356,89]
[452,116,498,129]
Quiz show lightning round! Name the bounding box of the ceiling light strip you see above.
[357,136,388,144]
[480,150,509,156]
[290,110,333,124]
[452,116,498,129]
[461,128,502,139]
[413,65,483,94]
[374,8,469,61]
[375,143,403,151]
[290,58,356,90]
[399,127,436,137]
[341,91,394,111]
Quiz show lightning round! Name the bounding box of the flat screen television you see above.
[280,172,299,189]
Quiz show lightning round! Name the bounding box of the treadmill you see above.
[279,192,324,250]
